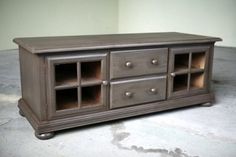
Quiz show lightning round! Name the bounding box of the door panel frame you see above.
[46,51,108,120]
[168,45,210,99]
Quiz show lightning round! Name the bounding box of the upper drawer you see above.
[110,76,166,109]
[110,48,168,79]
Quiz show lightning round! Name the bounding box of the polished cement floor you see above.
[0,47,236,157]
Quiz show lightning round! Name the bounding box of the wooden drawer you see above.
[110,48,168,79]
[110,76,166,109]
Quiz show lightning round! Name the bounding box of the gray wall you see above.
[0,0,118,50]
[118,0,236,47]
[0,0,235,50]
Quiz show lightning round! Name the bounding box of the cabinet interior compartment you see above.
[174,53,189,71]
[81,61,101,83]
[81,85,101,107]
[56,88,78,110]
[191,52,206,69]
[55,63,77,86]
[190,72,205,89]
[173,74,188,92]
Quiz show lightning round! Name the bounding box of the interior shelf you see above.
[81,61,101,84]
[56,88,78,110]
[190,68,204,74]
[81,80,102,87]
[81,85,101,107]
[174,53,189,72]
[173,74,188,92]
[55,63,77,86]
[190,72,205,89]
[191,52,206,69]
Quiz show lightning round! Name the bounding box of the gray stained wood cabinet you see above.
[13,32,221,140]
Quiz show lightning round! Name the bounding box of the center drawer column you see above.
[110,48,168,109]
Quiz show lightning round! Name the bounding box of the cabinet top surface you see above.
[13,32,221,54]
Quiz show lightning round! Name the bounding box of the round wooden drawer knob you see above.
[149,88,158,94]
[170,73,176,77]
[125,61,133,68]
[124,91,133,98]
[151,59,158,65]
[102,80,108,85]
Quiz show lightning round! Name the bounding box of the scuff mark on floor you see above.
[130,146,196,157]
[110,122,198,157]
[0,118,12,127]
[212,79,236,86]
[111,122,130,150]
[215,58,236,62]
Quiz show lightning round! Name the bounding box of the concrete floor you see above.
[0,47,236,157]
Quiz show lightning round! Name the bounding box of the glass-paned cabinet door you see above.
[46,52,108,119]
[168,46,210,98]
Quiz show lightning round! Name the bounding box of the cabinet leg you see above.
[201,102,213,107]
[35,132,55,140]
[19,109,25,117]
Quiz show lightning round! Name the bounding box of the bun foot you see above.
[35,132,55,140]
[19,109,25,117]
[201,102,213,107]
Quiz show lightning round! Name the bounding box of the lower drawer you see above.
[110,76,166,109]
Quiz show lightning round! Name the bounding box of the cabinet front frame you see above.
[46,51,108,120]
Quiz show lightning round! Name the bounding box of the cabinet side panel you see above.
[19,47,46,120]
[207,43,215,92]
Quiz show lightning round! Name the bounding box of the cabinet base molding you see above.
[18,93,214,139]
[19,109,25,117]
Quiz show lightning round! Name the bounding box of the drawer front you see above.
[110,48,168,79]
[110,76,166,109]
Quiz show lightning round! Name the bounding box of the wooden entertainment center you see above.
[13,32,221,139]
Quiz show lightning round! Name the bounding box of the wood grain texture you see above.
[15,32,221,138]
[110,48,168,79]
[110,76,166,109]
[167,45,211,99]
[18,47,47,120]
[13,32,221,54]
[18,93,215,133]
[46,52,108,119]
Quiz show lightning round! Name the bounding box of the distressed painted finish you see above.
[168,45,211,99]
[110,76,166,109]
[13,32,221,54]
[13,32,221,139]
[110,48,168,79]
[45,52,109,120]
